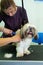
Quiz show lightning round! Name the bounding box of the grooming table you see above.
[0,45,43,60]
[32,33,43,44]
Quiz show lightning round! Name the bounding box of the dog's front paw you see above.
[16,53,24,57]
[24,50,31,55]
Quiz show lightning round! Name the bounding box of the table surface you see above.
[0,45,43,61]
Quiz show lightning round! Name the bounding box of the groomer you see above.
[0,0,28,46]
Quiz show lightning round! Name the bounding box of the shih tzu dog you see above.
[4,23,38,58]
[15,23,38,57]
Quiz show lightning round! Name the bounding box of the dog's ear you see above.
[33,27,38,40]
[34,35,38,40]
[20,27,25,39]
[21,34,25,39]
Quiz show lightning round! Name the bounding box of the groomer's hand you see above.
[2,28,13,35]
[12,34,21,42]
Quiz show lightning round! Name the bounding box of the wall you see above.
[14,0,43,32]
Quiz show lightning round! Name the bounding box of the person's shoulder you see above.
[17,6,26,11]
[17,6,22,9]
[0,11,7,19]
[17,6,22,11]
[0,11,2,15]
[0,11,5,16]
[0,11,3,17]
[17,6,26,13]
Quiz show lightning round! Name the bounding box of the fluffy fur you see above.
[13,23,38,57]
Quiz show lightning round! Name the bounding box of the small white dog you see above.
[15,23,38,57]
[4,23,38,58]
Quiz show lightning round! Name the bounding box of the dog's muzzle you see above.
[26,27,34,36]
[27,32,34,36]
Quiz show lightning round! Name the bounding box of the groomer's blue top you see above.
[32,33,43,43]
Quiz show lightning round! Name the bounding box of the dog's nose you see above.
[30,27,32,32]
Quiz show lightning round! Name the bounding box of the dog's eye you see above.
[32,28,35,31]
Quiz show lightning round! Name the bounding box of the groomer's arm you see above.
[0,34,21,47]
[0,37,12,47]
[0,27,13,35]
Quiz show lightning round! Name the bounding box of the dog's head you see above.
[21,23,38,39]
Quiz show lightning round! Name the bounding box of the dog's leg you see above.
[24,38,31,55]
[16,41,24,57]
[16,47,24,57]
[24,49,31,55]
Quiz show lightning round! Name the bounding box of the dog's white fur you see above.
[15,23,38,57]
[16,38,32,57]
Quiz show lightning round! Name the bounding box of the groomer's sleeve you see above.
[0,12,3,22]
[22,8,29,25]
